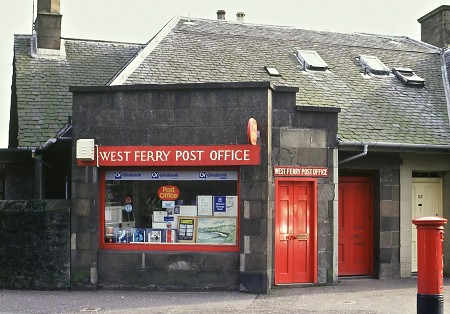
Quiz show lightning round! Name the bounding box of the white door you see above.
[411,178,443,272]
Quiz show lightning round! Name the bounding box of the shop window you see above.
[102,169,239,251]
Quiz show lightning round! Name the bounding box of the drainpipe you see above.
[338,141,450,164]
[339,144,368,164]
[441,50,450,127]
[340,141,450,151]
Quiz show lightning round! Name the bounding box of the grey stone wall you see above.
[273,100,340,284]
[97,251,239,290]
[0,200,70,289]
[71,82,296,292]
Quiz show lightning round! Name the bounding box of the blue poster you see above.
[214,196,226,213]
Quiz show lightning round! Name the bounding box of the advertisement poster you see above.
[213,196,226,213]
[177,217,197,243]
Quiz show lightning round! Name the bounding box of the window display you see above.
[103,170,239,248]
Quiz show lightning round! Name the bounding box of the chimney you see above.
[217,10,226,20]
[417,5,450,48]
[236,12,245,22]
[35,0,62,50]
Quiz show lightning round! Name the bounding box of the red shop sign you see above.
[157,185,180,200]
[77,144,260,167]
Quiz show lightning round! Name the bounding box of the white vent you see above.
[76,139,95,161]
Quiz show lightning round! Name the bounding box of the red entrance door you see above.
[338,177,373,276]
[275,179,317,284]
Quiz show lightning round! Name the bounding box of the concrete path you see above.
[1,277,449,313]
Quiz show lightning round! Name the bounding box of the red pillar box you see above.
[412,216,448,314]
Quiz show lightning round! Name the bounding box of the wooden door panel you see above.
[275,180,316,284]
[338,177,373,276]
[411,178,443,272]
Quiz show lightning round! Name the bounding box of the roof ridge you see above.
[174,24,438,55]
[14,33,144,46]
[109,16,181,85]
[62,37,144,46]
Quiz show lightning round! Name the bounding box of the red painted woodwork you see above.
[338,177,373,276]
[275,179,317,284]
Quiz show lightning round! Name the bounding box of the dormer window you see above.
[392,68,425,86]
[358,55,390,75]
[296,50,328,71]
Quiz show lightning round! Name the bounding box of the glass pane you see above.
[104,170,238,246]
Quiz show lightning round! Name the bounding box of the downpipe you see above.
[339,144,368,164]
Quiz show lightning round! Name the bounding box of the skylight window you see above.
[264,66,281,76]
[392,68,425,86]
[359,55,390,75]
[296,50,328,71]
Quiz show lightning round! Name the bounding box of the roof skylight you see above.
[392,68,425,86]
[264,66,281,76]
[359,55,390,75]
[296,50,328,71]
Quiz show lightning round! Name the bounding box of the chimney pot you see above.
[217,10,226,20]
[236,12,245,22]
[37,0,60,14]
[35,0,62,50]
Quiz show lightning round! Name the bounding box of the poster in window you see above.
[213,196,226,214]
[148,229,162,243]
[214,196,238,217]
[197,217,237,244]
[132,228,146,243]
[116,228,130,243]
[197,195,213,216]
[177,216,197,243]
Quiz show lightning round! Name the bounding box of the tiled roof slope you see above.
[13,35,143,147]
[119,18,450,146]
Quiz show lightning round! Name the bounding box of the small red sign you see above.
[247,118,258,145]
[157,185,180,200]
[274,166,328,177]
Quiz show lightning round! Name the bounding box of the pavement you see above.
[1,277,450,314]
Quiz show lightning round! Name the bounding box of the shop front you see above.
[78,144,260,253]
[71,82,339,292]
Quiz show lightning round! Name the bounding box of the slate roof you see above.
[12,35,143,147]
[113,17,450,147]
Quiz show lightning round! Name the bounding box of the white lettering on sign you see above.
[79,144,261,167]
[134,150,170,162]
[175,150,205,161]
[274,166,328,177]
[98,150,132,162]
[209,149,250,161]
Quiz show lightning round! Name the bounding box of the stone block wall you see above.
[71,82,297,292]
[0,200,70,289]
[272,101,340,284]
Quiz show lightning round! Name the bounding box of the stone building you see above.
[3,1,450,292]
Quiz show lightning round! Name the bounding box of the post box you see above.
[412,216,447,314]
